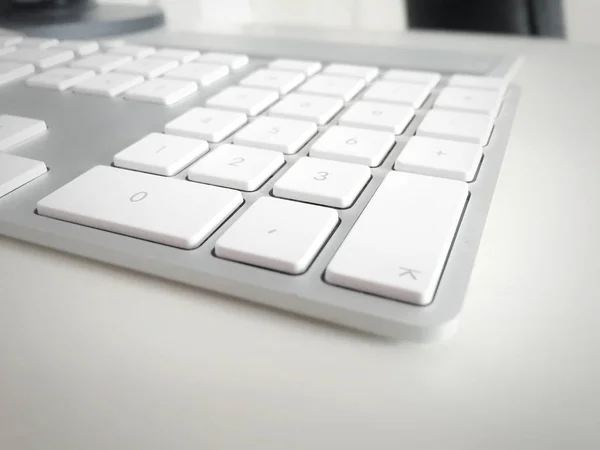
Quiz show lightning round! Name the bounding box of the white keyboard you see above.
[0,31,521,340]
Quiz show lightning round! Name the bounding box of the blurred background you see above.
[95,0,600,44]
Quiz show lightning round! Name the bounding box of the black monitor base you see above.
[0,3,164,39]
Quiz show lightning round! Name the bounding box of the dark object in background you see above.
[406,0,565,38]
[0,0,164,38]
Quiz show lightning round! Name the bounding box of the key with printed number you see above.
[298,74,365,101]
[338,101,414,134]
[165,107,247,143]
[206,86,279,116]
[273,156,370,208]
[309,126,395,167]
[215,197,338,274]
[325,171,468,305]
[37,165,243,250]
[163,62,229,86]
[113,133,209,176]
[363,81,431,109]
[73,72,144,97]
[187,144,284,191]
[268,93,343,125]
[240,69,305,94]
[26,67,95,91]
[417,109,494,145]
[234,116,317,154]
[124,78,197,105]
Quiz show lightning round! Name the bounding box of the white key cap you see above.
[268,93,343,125]
[1,48,74,70]
[383,69,441,90]
[269,58,321,76]
[206,86,278,116]
[113,132,209,176]
[273,156,370,208]
[0,115,47,152]
[73,73,144,97]
[434,87,504,117]
[115,58,179,78]
[162,62,228,86]
[54,40,99,56]
[0,46,15,57]
[187,144,284,191]
[165,107,247,143]
[363,81,431,109]
[215,197,337,274]
[17,38,58,49]
[0,153,47,198]
[310,126,394,167]
[323,63,378,82]
[71,53,132,73]
[240,69,305,94]
[394,136,482,182]
[108,45,155,59]
[99,39,125,50]
[124,78,197,105]
[0,36,22,47]
[417,109,494,145]
[26,67,95,90]
[0,61,34,86]
[338,101,414,134]
[37,165,243,249]
[196,52,248,70]
[448,74,508,95]
[298,75,365,101]
[325,171,468,305]
[152,48,200,63]
[234,116,317,154]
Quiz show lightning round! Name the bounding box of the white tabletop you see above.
[1,25,600,449]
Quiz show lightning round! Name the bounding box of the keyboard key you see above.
[152,48,200,63]
[325,171,468,305]
[383,69,441,90]
[323,63,378,82]
[240,69,305,94]
[0,153,47,199]
[99,39,125,50]
[298,74,365,101]
[394,136,482,182]
[0,46,15,57]
[362,81,431,109]
[162,62,229,86]
[187,144,284,191]
[434,87,504,117]
[268,93,343,125]
[447,74,508,95]
[273,156,370,208]
[26,67,95,91]
[73,73,144,97]
[0,61,34,86]
[417,109,494,145]
[206,86,278,116]
[196,52,248,70]
[1,48,74,70]
[71,53,133,73]
[0,114,47,152]
[165,107,247,143]
[108,45,155,59]
[17,38,58,49]
[338,101,414,134]
[37,165,243,250]
[269,58,321,76]
[114,58,178,78]
[113,132,209,176]
[215,197,337,274]
[124,78,197,105]
[309,126,394,167]
[54,40,99,56]
[0,36,22,47]
[234,116,317,154]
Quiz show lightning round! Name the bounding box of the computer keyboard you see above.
[0,30,521,341]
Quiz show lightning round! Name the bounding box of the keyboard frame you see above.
[0,30,521,341]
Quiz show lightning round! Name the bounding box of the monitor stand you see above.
[0,1,164,39]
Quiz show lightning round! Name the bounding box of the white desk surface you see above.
[1,24,600,450]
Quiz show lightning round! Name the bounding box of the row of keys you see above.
[35,165,467,305]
